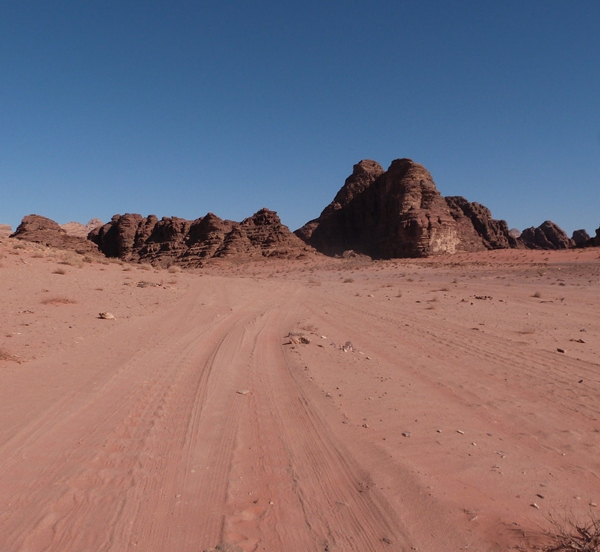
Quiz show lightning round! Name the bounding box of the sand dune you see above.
[1,239,599,551]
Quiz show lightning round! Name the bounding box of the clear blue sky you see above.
[1,1,599,236]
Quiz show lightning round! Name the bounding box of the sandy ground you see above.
[1,236,599,551]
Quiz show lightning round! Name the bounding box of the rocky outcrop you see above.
[572,229,591,247]
[295,160,384,243]
[445,196,518,250]
[89,208,313,266]
[296,158,520,258]
[518,221,574,250]
[593,225,600,247]
[296,159,463,258]
[10,215,101,255]
[61,218,104,238]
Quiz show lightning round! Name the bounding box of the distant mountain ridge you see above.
[9,157,599,263]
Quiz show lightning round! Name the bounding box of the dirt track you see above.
[0,246,599,551]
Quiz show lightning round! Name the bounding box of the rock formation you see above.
[518,221,574,250]
[593,225,600,247]
[296,158,516,258]
[572,229,591,247]
[61,218,104,238]
[444,196,518,250]
[295,160,384,243]
[10,215,101,255]
[89,208,313,266]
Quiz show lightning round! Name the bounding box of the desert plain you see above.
[1,234,599,551]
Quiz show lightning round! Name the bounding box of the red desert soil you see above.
[0,238,599,551]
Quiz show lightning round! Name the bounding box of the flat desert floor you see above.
[1,237,599,551]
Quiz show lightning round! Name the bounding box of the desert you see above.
[1,224,599,551]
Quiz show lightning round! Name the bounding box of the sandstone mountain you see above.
[61,218,104,238]
[571,229,590,247]
[519,221,574,250]
[89,208,313,267]
[444,196,519,250]
[295,158,517,258]
[10,215,102,255]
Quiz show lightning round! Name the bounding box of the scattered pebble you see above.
[457,430,465,435]
[98,312,115,320]
[236,390,250,395]
[557,348,566,353]
[402,432,411,437]
[531,503,540,509]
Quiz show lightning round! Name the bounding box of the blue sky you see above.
[1,1,599,236]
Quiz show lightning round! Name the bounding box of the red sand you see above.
[1,239,599,551]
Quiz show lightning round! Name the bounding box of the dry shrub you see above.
[533,291,542,298]
[168,265,180,274]
[41,297,77,305]
[307,278,321,286]
[52,268,66,275]
[544,510,600,551]
[138,263,152,271]
[343,278,354,283]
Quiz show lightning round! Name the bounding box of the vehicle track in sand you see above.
[0,277,412,552]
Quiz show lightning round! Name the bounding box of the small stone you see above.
[457,430,465,435]
[531,503,540,509]
[362,423,369,428]
[436,429,442,433]
[98,312,115,320]
[402,432,411,437]
[557,348,565,353]
[236,390,250,395]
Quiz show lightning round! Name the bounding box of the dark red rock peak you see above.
[296,158,517,258]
